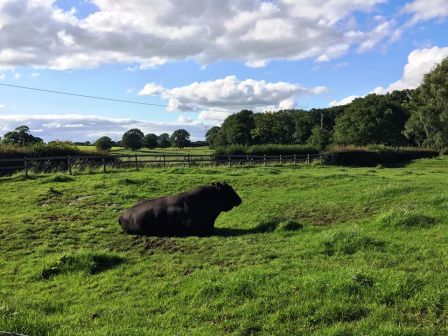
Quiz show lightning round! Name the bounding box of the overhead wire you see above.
[0,83,235,114]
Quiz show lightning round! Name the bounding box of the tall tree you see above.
[157,133,171,148]
[333,94,409,146]
[121,128,144,150]
[170,129,190,149]
[95,136,113,151]
[217,110,255,146]
[2,125,43,145]
[143,133,158,149]
[404,57,448,150]
[205,126,221,147]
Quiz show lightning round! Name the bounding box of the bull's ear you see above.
[211,182,222,188]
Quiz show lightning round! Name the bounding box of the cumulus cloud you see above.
[403,0,448,24]
[330,46,448,104]
[373,46,448,93]
[0,0,391,69]
[139,76,327,123]
[329,95,359,107]
[0,114,208,142]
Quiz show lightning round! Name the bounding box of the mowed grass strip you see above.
[1,157,448,335]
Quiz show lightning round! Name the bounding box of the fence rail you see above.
[0,153,333,176]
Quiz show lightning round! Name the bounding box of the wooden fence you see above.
[0,153,333,176]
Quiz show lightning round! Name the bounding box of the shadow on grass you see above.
[214,218,303,237]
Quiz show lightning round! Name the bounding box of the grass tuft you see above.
[376,208,436,228]
[253,217,303,233]
[323,231,385,256]
[41,174,74,183]
[41,252,125,279]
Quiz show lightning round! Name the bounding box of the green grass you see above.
[1,157,448,335]
[77,146,213,156]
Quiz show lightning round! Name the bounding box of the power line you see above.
[0,82,234,114]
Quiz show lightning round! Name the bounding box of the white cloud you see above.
[0,104,5,108]
[139,76,327,123]
[31,72,40,77]
[0,0,389,69]
[13,72,21,79]
[373,46,448,93]
[177,115,193,123]
[0,114,208,142]
[0,73,4,80]
[329,95,359,107]
[403,0,448,24]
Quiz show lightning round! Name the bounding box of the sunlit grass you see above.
[1,157,448,335]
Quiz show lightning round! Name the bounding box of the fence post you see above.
[307,154,310,164]
[320,154,323,164]
[187,154,191,168]
[135,154,139,171]
[280,155,282,165]
[263,154,266,167]
[246,155,249,166]
[67,156,72,175]
[24,157,28,178]
[102,157,106,173]
[293,154,296,165]
[228,156,231,167]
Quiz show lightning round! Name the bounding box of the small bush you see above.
[376,208,436,228]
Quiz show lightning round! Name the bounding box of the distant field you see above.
[1,157,448,335]
[77,145,213,156]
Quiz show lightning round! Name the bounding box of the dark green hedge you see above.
[214,144,319,156]
[327,146,439,166]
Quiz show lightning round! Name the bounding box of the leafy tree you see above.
[205,126,221,147]
[333,94,409,146]
[404,57,448,150]
[251,111,295,144]
[95,136,113,151]
[121,128,145,150]
[307,126,332,150]
[2,125,43,146]
[157,133,171,148]
[291,111,314,144]
[217,110,255,146]
[143,133,158,149]
[170,129,190,149]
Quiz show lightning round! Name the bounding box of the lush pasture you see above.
[1,158,448,335]
[77,145,213,156]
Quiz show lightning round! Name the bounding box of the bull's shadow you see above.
[213,227,265,237]
[214,219,303,237]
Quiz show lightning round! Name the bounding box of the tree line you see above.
[0,126,193,151]
[207,57,448,152]
[95,128,193,151]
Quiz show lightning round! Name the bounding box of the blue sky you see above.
[0,0,447,141]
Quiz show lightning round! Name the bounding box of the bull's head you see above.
[212,182,242,211]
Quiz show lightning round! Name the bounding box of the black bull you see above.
[119,182,242,236]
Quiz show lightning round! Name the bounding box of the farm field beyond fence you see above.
[1,157,448,335]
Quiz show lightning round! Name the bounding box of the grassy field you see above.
[78,146,213,156]
[1,157,448,335]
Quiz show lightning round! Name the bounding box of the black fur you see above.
[119,182,242,236]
